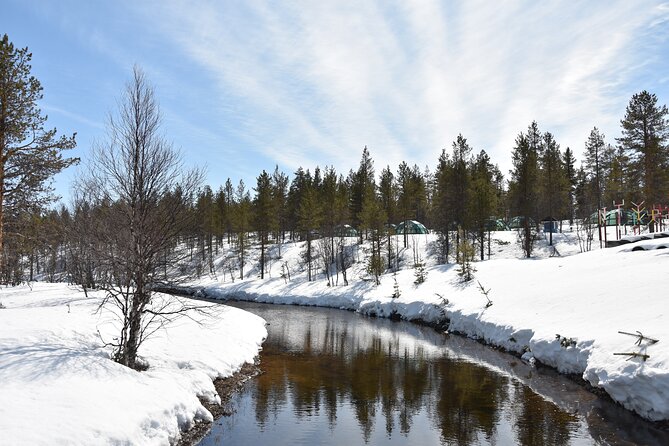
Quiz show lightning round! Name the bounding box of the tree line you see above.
[2,31,669,287]
[9,90,668,285]
[2,34,669,284]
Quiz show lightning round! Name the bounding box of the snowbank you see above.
[0,283,267,445]
[198,231,669,422]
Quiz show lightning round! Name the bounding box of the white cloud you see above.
[43,104,105,131]
[135,0,668,179]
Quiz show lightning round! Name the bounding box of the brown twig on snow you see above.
[613,352,650,361]
[618,330,659,346]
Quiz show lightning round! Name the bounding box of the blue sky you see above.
[2,0,669,201]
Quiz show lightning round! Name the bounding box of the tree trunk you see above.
[0,161,4,280]
[124,294,144,370]
[455,229,460,263]
[239,233,245,280]
[306,233,312,281]
[403,219,408,248]
[524,220,532,258]
[259,233,265,279]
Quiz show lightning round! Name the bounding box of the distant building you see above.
[395,220,429,234]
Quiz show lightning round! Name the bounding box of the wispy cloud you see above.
[43,104,105,131]
[60,0,669,181]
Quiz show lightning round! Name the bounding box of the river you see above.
[199,301,668,445]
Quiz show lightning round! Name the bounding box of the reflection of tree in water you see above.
[250,316,577,445]
[432,359,509,445]
[513,383,578,446]
[252,348,288,430]
[252,320,438,440]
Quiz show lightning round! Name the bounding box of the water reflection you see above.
[200,303,669,446]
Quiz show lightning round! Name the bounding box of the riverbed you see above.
[199,302,669,445]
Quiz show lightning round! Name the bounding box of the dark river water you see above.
[199,302,668,446]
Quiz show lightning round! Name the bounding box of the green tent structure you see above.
[395,220,429,234]
[484,218,509,231]
[334,224,359,237]
[508,216,536,229]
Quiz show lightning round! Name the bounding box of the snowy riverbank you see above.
[196,230,669,422]
[0,283,267,445]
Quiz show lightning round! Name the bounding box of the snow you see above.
[1,224,667,444]
[193,228,669,422]
[0,283,267,445]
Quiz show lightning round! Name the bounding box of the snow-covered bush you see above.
[477,281,493,308]
[575,219,595,252]
[280,261,290,284]
[556,334,577,348]
[391,272,401,298]
[413,260,427,285]
[457,231,476,281]
[367,252,383,285]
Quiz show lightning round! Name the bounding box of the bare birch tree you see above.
[77,67,203,370]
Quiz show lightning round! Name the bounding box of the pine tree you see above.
[233,180,252,279]
[312,165,323,198]
[298,184,322,281]
[509,122,541,257]
[334,175,350,227]
[602,145,627,206]
[320,166,339,264]
[468,150,498,260]
[213,186,227,249]
[432,149,452,263]
[411,164,428,223]
[574,166,597,220]
[396,162,427,248]
[449,134,472,261]
[449,134,472,231]
[333,175,351,284]
[287,167,312,241]
[378,166,397,268]
[562,147,577,224]
[350,146,375,238]
[379,166,397,225]
[413,260,427,285]
[583,127,606,210]
[391,271,401,298]
[617,91,669,208]
[0,34,77,280]
[195,185,215,271]
[423,164,434,228]
[271,166,289,244]
[360,189,386,285]
[396,161,412,248]
[456,227,476,282]
[254,170,276,279]
[223,178,235,244]
[540,132,569,245]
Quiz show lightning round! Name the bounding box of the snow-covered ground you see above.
[0,283,267,445]
[193,227,669,422]
[1,224,665,445]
